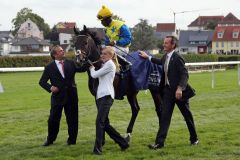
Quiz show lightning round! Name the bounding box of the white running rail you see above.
[1,61,240,88]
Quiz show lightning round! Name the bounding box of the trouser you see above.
[94,95,128,151]
[114,46,132,69]
[155,86,198,145]
[47,98,78,143]
[113,45,129,56]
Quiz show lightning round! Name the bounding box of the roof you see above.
[56,28,75,34]
[0,31,12,35]
[179,30,214,47]
[218,12,240,24]
[56,22,76,29]
[188,16,224,27]
[0,31,13,42]
[156,23,175,32]
[12,37,50,46]
[189,35,208,41]
[212,26,240,41]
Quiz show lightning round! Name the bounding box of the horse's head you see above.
[74,25,101,67]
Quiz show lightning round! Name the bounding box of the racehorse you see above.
[73,25,162,141]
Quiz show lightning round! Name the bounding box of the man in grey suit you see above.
[139,36,198,149]
[39,45,86,146]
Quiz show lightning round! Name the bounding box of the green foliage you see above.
[130,19,157,51]
[182,54,218,63]
[11,7,50,38]
[156,39,164,51]
[205,21,217,30]
[154,53,219,63]
[3,54,239,67]
[0,52,75,67]
[112,14,124,21]
[0,56,51,67]
[0,70,239,159]
[218,55,240,61]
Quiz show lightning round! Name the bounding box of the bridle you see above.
[74,34,100,65]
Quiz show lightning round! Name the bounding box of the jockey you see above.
[97,5,132,71]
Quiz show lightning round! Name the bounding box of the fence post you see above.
[238,64,240,86]
[211,65,215,88]
[0,82,4,93]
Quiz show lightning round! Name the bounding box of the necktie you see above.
[59,61,65,76]
[164,55,169,85]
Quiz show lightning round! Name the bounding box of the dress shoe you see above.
[121,143,129,151]
[148,143,164,150]
[191,140,199,145]
[42,140,53,146]
[67,141,76,145]
[93,148,102,155]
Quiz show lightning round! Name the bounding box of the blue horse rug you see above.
[126,51,163,91]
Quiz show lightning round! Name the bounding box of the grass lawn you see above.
[0,70,239,160]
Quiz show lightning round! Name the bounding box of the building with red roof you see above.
[155,23,176,40]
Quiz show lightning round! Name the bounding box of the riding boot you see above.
[117,55,132,72]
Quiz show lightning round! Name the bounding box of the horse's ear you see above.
[83,25,87,32]
[74,26,80,35]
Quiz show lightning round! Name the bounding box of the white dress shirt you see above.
[164,50,174,85]
[90,60,116,99]
[55,60,65,78]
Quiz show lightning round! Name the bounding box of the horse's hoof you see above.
[125,133,131,143]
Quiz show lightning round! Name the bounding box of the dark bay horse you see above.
[74,26,162,141]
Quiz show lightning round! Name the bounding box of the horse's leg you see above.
[149,89,163,125]
[125,91,139,142]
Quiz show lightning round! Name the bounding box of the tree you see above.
[11,8,50,38]
[205,21,217,30]
[130,19,157,51]
[156,39,164,53]
[112,14,124,21]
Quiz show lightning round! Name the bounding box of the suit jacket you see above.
[39,59,86,105]
[151,51,195,100]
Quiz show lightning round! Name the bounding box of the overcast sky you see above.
[0,0,239,31]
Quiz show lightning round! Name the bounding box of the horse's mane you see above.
[75,26,102,46]
[87,29,102,46]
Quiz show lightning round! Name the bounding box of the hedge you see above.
[0,52,75,68]
[0,53,239,67]
[154,53,218,63]
[218,55,240,61]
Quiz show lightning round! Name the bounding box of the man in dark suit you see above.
[39,45,86,146]
[139,36,198,149]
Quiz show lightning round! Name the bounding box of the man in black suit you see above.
[139,36,198,149]
[39,45,86,146]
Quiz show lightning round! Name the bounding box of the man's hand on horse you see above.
[138,51,149,59]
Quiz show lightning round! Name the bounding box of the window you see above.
[231,42,233,47]
[216,42,219,48]
[28,23,31,30]
[232,32,239,38]
[31,45,39,49]
[221,42,224,47]
[217,32,223,38]
[64,40,68,44]
[237,42,239,47]
[199,41,206,45]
